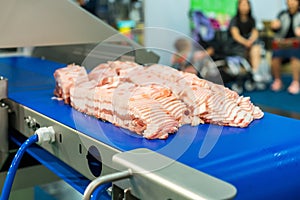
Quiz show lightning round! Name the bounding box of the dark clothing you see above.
[273,10,300,39]
[197,33,226,60]
[272,48,300,59]
[226,16,256,57]
[272,10,300,59]
[230,16,255,39]
[285,13,296,38]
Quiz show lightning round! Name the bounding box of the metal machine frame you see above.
[0,1,237,199]
[0,77,8,169]
[3,97,236,200]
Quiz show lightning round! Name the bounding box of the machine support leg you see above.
[0,77,8,169]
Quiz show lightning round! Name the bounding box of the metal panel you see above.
[0,77,8,169]
[0,77,7,100]
[4,99,121,180]
[113,148,237,200]
[0,0,123,48]
[0,0,159,65]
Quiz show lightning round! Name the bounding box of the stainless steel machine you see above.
[2,1,300,200]
[0,1,236,199]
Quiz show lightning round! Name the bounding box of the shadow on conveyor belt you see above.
[32,43,159,69]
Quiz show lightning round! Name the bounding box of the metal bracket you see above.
[0,76,7,100]
[112,185,139,200]
[0,77,8,169]
[112,148,237,200]
[83,170,132,200]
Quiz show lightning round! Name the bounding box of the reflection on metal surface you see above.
[0,0,118,48]
[112,148,237,200]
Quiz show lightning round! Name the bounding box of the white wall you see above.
[251,0,286,29]
[144,0,190,65]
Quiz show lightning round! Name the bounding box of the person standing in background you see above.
[270,0,300,94]
[227,0,261,75]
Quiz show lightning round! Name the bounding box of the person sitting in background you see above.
[227,0,261,75]
[171,38,198,75]
[171,37,219,77]
[270,0,300,94]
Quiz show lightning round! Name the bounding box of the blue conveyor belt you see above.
[1,56,300,199]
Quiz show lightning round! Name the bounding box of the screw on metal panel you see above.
[0,102,10,111]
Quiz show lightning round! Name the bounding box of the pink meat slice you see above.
[70,80,98,114]
[53,61,264,139]
[53,64,88,104]
[132,84,191,126]
[88,63,117,85]
[125,63,264,127]
[112,83,179,139]
[75,81,178,139]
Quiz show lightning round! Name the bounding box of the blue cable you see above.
[0,134,39,200]
[90,182,112,200]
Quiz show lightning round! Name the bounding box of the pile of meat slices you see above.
[53,61,264,139]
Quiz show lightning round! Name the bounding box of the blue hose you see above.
[90,182,112,200]
[0,134,39,200]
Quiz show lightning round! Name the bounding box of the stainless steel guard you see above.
[112,148,237,200]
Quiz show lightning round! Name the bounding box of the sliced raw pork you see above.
[53,61,264,139]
